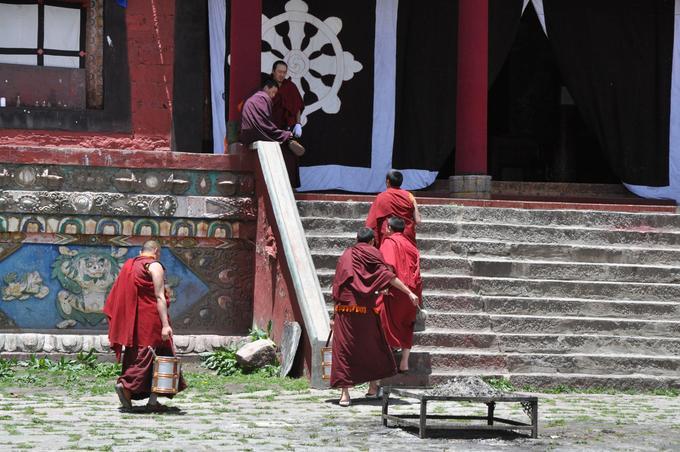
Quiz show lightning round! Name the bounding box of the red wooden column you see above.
[455,0,488,175]
[227,0,262,145]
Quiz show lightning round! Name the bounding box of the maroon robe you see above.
[103,256,186,399]
[376,233,422,349]
[240,90,292,145]
[330,243,397,387]
[366,188,417,247]
[272,78,304,129]
[272,79,305,189]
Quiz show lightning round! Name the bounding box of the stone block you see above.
[448,175,492,198]
[236,339,276,370]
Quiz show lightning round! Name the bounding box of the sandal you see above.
[364,387,384,399]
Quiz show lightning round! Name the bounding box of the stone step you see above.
[297,200,680,230]
[316,270,472,292]
[306,235,680,266]
[312,250,680,283]
[322,291,680,320]
[473,276,680,301]
[408,349,680,377]
[413,330,680,356]
[384,371,680,391]
[303,219,680,248]
[312,252,469,274]
[449,238,680,266]
[425,313,680,337]
[321,273,680,302]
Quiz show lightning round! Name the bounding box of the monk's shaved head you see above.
[386,170,403,188]
[141,240,161,253]
[387,216,406,233]
[356,227,375,244]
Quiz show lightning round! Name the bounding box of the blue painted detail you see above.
[0,244,209,331]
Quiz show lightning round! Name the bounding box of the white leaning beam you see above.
[255,141,331,388]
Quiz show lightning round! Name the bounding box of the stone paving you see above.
[0,384,679,451]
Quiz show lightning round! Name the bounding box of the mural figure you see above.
[2,271,50,301]
[51,246,128,326]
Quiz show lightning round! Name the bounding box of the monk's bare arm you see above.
[149,262,172,340]
[389,277,419,306]
[409,193,422,225]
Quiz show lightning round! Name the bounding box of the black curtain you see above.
[261,0,377,168]
[488,0,524,87]
[543,0,674,186]
[392,0,458,171]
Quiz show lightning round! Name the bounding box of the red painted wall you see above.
[253,164,312,378]
[0,0,176,151]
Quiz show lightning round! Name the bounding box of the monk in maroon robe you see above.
[240,79,305,170]
[376,217,423,373]
[103,240,185,410]
[331,227,420,406]
[271,60,306,189]
[366,170,422,247]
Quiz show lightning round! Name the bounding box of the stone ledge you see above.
[448,175,492,198]
[0,333,245,355]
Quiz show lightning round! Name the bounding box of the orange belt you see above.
[334,305,367,314]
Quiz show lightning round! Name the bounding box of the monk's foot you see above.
[146,401,170,412]
[338,398,351,407]
[114,383,132,409]
[288,140,305,157]
[398,367,409,374]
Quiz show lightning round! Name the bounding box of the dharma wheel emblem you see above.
[261,0,363,125]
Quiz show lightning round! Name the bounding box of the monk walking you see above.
[366,170,421,247]
[103,240,185,410]
[376,217,423,373]
[331,227,419,407]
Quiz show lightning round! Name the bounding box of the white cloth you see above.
[208,0,227,154]
[624,0,680,202]
[523,0,547,36]
[298,0,437,192]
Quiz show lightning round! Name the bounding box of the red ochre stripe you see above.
[0,146,255,172]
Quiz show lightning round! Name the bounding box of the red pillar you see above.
[227,0,262,144]
[455,0,488,175]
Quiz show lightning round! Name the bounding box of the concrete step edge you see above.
[306,232,680,248]
[302,217,680,234]
[426,371,680,381]
[312,252,680,271]
[425,312,680,324]
[410,348,680,360]
[415,330,680,342]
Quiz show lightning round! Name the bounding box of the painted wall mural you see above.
[0,158,256,337]
[0,244,220,331]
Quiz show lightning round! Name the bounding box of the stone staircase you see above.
[298,198,680,390]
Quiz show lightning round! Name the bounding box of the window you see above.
[0,1,86,69]
[0,1,131,132]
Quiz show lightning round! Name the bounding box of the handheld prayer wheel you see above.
[151,355,181,395]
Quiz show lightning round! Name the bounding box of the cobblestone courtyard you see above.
[0,376,679,451]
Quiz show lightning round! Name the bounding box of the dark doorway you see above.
[487,5,618,183]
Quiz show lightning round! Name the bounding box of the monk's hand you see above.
[161,326,173,341]
[408,292,419,307]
